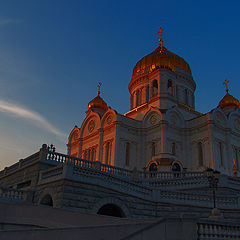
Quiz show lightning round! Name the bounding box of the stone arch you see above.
[212,108,227,127]
[228,110,240,132]
[166,108,184,127]
[143,108,162,127]
[40,194,53,206]
[171,160,183,172]
[101,109,118,129]
[79,111,101,139]
[92,197,130,218]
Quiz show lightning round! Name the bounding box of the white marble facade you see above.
[67,45,240,177]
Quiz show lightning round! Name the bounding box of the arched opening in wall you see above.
[172,162,181,172]
[97,204,125,218]
[149,162,157,178]
[151,80,158,97]
[168,80,174,96]
[149,163,157,172]
[40,194,53,207]
[172,162,181,177]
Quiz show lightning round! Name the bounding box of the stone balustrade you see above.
[0,186,29,202]
[0,152,40,177]
[198,220,240,239]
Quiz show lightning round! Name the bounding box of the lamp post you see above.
[205,168,220,209]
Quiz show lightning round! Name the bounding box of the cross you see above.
[223,79,229,93]
[97,82,102,95]
[157,27,165,53]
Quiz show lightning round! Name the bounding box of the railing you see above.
[0,186,29,202]
[198,220,240,239]
[0,152,40,177]
[160,190,238,207]
[71,165,152,197]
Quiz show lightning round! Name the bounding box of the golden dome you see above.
[88,95,108,111]
[219,93,240,109]
[132,46,192,78]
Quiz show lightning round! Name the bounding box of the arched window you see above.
[146,85,149,102]
[136,90,139,107]
[130,95,133,109]
[235,148,239,169]
[219,142,224,167]
[105,142,111,164]
[97,204,125,218]
[151,142,156,157]
[91,148,95,161]
[151,80,158,97]
[184,89,188,105]
[168,80,174,96]
[176,85,179,100]
[125,142,130,166]
[87,149,90,161]
[198,142,203,166]
[139,88,142,105]
[172,142,176,155]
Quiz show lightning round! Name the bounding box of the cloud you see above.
[0,19,23,26]
[0,99,66,138]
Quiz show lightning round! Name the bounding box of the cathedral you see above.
[1,29,240,239]
[67,29,240,177]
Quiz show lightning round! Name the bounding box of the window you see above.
[139,88,142,105]
[219,142,224,167]
[87,149,90,161]
[184,89,188,105]
[105,142,111,164]
[130,95,133,109]
[172,142,176,155]
[125,142,130,166]
[235,148,239,169]
[146,85,149,102]
[176,85,179,100]
[152,142,156,157]
[152,80,158,97]
[168,80,174,96]
[136,90,139,107]
[91,148,95,161]
[198,142,203,166]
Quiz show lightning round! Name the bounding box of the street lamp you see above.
[205,168,220,209]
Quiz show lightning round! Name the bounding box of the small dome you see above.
[132,46,192,78]
[88,95,108,111]
[219,93,240,109]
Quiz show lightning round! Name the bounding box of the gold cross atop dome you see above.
[157,27,165,53]
[223,79,229,93]
[97,82,102,95]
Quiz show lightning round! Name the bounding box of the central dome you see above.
[132,46,192,78]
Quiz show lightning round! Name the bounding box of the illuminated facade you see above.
[67,32,240,177]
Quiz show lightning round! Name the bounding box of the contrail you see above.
[0,99,66,137]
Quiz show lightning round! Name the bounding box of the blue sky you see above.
[0,0,240,169]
